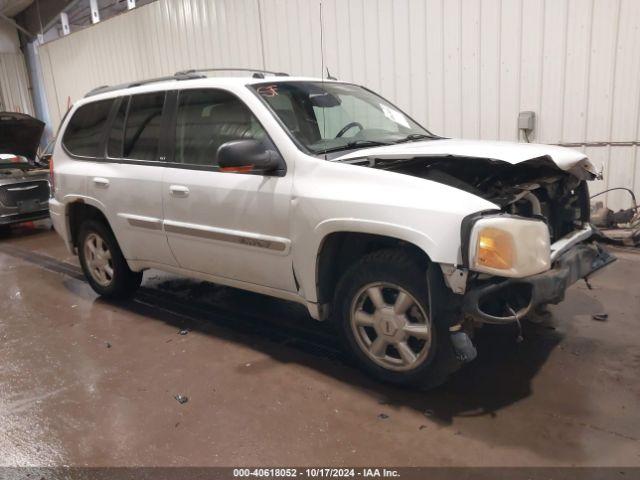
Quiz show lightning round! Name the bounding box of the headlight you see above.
[468,216,551,277]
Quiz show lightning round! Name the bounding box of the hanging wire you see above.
[590,187,638,212]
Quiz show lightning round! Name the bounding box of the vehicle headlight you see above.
[468,216,551,277]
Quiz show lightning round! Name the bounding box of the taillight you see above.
[49,156,55,196]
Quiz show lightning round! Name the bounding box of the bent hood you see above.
[0,112,45,161]
[334,138,598,180]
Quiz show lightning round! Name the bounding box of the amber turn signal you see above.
[476,227,514,270]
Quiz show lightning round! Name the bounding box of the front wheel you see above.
[78,220,142,299]
[334,249,460,389]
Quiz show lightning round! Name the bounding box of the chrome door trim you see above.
[163,220,290,254]
[117,213,163,231]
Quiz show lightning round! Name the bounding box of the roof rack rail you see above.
[174,67,290,79]
[83,67,289,98]
[84,71,205,98]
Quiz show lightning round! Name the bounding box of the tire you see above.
[334,249,461,389]
[78,219,142,299]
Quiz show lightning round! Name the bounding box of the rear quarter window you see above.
[62,99,114,158]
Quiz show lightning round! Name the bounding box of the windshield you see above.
[251,82,436,155]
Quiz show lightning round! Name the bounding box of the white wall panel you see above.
[461,0,480,139]
[479,0,500,141]
[392,0,412,113]
[612,0,640,142]
[408,0,428,128]
[425,0,444,134]
[562,0,592,143]
[586,0,619,142]
[0,52,34,115]
[39,0,640,209]
[498,0,521,141]
[442,0,461,137]
[539,0,568,144]
[519,0,544,142]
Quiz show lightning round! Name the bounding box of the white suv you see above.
[50,70,614,388]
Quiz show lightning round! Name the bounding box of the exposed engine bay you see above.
[346,154,608,326]
[364,155,590,242]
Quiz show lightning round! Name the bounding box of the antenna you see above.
[319,2,324,80]
[319,1,327,158]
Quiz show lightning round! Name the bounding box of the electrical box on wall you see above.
[518,111,536,132]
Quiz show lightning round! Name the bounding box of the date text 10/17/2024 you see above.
[233,468,401,478]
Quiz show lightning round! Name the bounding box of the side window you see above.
[174,89,269,167]
[123,92,165,161]
[62,99,114,157]
[107,97,128,158]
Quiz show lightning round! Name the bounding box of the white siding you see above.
[0,22,34,115]
[0,52,34,115]
[39,0,640,209]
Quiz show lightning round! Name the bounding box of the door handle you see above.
[93,177,109,188]
[169,185,190,197]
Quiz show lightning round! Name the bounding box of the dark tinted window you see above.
[107,97,128,158]
[62,99,114,157]
[174,89,268,167]
[123,92,165,161]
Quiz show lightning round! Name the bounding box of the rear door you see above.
[78,92,177,266]
[161,88,295,291]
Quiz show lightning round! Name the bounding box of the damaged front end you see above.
[367,153,616,325]
[460,222,615,323]
[379,154,593,243]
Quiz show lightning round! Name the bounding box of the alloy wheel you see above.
[84,232,114,287]
[350,282,432,371]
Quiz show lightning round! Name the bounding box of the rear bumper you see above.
[462,241,616,324]
[0,209,49,225]
[48,198,73,253]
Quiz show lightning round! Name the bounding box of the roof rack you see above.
[84,71,205,98]
[174,67,290,79]
[84,67,290,98]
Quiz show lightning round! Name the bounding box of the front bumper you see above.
[462,240,616,324]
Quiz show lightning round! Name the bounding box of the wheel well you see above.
[316,232,430,305]
[67,202,111,249]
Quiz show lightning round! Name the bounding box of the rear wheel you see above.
[78,220,142,299]
[334,249,460,388]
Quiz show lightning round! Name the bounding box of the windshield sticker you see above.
[257,85,279,97]
[380,104,410,128]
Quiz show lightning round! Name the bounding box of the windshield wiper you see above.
[392,133,433,144]
[319,140,393,154]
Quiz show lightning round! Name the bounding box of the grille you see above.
[0,181,50,207]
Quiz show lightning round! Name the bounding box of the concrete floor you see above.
[0,221,638,467]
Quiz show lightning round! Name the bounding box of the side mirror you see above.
[217,139,282,174]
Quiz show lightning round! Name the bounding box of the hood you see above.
[0,112,45,161]
[334,138,598,180]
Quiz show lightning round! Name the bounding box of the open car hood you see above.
[334,138,599,180]
[0,112,45,161]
